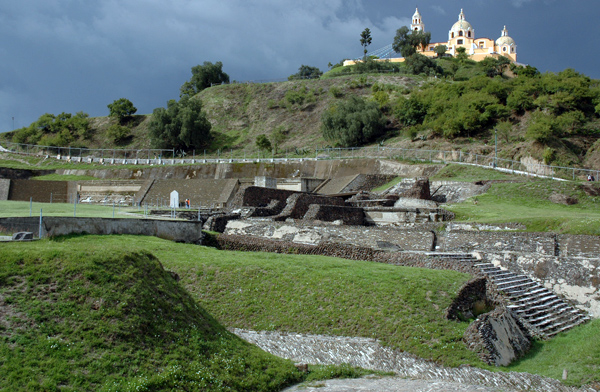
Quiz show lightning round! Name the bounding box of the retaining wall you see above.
[442,231,557,255]
[56,159,443,181]
[7,179,75,203]
[0,217,204,244]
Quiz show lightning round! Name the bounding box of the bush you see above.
[255,135,272,152]
[106,124,131,144]
[328,86,343,98]
[149,97,212,150]
[321,96,386,147]
[526,111,557,143]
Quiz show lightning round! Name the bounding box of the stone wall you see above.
[0,217,204,244]
[7,179,73,203]
[303,205,364,225]
[142,179,239,208]
[0,179,10,201]
[238,186,299,209]
[215,234,477,274]
[0,168,55,179]
[224,221,437,251]
[442,231,557,255]
[273,193,346,221]
[463,307,531,366]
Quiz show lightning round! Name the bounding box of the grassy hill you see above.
[2,60,599,169]
[0,241,303,391]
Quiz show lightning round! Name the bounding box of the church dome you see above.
[496,26,516,46]
[450,9,474,38]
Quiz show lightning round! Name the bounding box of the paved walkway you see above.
[232,329,595,392]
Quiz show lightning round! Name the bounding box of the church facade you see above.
[415,8,517,62]
[344,8,517,66]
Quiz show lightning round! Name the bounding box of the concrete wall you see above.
[0,217,204,244]
[142,179,239,208]
[7,179,74,203]
[57,159,443,181]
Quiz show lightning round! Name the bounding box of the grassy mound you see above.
[0,241,302,391]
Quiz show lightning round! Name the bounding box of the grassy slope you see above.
[432,164,600,234]
[0,240,302,391]
[2,236,599,387]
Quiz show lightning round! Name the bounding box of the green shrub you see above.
[328,86,343,98]
[321,96,386,147]
[106,124,131,144]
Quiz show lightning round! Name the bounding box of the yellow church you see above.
[344,8,517,66]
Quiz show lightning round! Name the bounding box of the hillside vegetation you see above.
[2,58,599,169]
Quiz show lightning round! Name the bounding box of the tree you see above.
[255,135,272,153]
[149,96,212,150]
[392,26,431,58]
[107,98,137,123]
[321,96,386,147]
[360,28,372,61]
[434,45,447,58]
[180,61,229,98]
[455,47,469,62]
[405,53,442,76]
[288,65,322,80]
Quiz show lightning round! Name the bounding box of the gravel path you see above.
[232,329,595,392]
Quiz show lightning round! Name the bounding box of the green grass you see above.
[0,240,303,391]
[30,174,99,181]
[0,200,148,219]
[431,164,527,182]
[52,236,478,367]
[2,235,599,388]
[507,320,600,387]
[372,176,404,192]
[446,180,600,235]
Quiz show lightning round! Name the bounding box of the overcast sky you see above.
[1,0,598,132]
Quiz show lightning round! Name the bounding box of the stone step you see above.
[515,303,569,319]
[515,297,563,312]
[510,287,549,299]
[501,281,539,293]
[495,276,530,286]
[546,319,588,337]
[542,314,588,336]
[489,272,517,280]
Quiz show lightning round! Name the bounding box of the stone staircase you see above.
[426,252,479,263]
[475,262,590,338]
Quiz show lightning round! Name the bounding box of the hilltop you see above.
[2,60,600,170]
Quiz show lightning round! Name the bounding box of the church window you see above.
[479,42,485,48]
[459,31,463,37]
[457,39,464,45]
[451,32,455,38]
[468,31,472,38]
[511,47,515,53]
[503,47,507,52]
